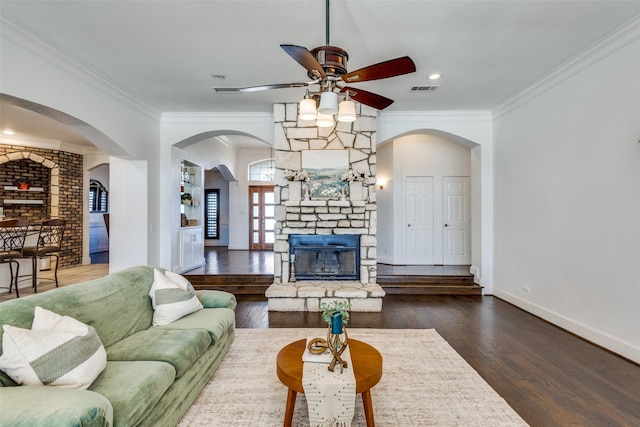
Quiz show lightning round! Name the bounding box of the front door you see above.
[406,176,434,264]
[443,177,471,265]
[249,186,275,250]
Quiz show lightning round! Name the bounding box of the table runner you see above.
[302,338,356,427]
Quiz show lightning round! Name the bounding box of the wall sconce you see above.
[377,179,387,190]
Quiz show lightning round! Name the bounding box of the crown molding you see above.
[379,110,492,124]
[1,16,159,121]
[493,14,640,120]
[161,112,273,124]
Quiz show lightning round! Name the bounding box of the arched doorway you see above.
[377,132,475,266]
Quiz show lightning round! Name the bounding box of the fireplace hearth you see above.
[290,234,360,280]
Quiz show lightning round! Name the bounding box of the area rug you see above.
[179,328,528,426]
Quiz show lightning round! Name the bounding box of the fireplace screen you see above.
[290,235,360,280]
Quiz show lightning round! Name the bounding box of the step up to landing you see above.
[185,274,273,295]
[185,273,482,297]
[378,274,483,295]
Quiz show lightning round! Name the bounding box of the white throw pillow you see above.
[149,269,203,326]
[0,307,107,389]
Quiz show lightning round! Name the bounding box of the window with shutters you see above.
[205,189,220,239]
[89,179,108,212]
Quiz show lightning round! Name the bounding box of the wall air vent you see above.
[213,87,240,93]
[411,85,439,92]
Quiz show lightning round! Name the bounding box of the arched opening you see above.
[376,129,482,279]
[1,94,121,273]
[171,131,273,272]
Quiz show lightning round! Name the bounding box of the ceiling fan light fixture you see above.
[318,91,339,115]
[299,97,317,120]
[316,112,335,128]
[338,99,356,122]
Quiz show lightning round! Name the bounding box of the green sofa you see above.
[0,265,236,427]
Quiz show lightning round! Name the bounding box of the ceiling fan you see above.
[213,0,416,112]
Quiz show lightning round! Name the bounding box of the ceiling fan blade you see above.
[341,87,394,110]
[341,56,416,83]
[213,82,313,93]
[281,44,327,79]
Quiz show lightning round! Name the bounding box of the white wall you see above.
[492,26,640,362]
[376,142,393,263]
[109,158,148,271]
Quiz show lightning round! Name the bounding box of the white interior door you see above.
[406,176,434,264]
[443,177,471,265]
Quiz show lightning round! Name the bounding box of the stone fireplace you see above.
[265,103,385,312]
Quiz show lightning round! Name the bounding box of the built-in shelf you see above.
[3,186,45,192]
[3,199,45,205]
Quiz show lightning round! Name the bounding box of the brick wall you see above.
[0,144,83,266]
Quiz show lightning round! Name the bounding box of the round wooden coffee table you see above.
[276,338,383,427]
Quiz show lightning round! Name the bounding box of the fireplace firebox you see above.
[290,234,360,281]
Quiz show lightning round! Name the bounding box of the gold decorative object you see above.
[307,337,329,355]
[327,326,348,373]
[305,328,349,373]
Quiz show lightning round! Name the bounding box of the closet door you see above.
[443,177,471,265]
[405,176,434,264]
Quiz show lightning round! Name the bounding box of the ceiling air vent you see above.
[214,87,241,93]
[411,85,439,92]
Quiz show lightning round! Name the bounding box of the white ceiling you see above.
[2,0,640,147]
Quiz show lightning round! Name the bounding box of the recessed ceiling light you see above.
[428,73,441,80]
[2,129,15,135]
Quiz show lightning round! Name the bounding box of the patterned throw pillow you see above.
[149,269,203,326]
[0,307,107,389]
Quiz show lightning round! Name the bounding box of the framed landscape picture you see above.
[301,150,349,198]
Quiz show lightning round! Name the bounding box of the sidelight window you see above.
[205,189,220,239]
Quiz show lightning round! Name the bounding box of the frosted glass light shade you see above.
[318,92,338,115]
[299,98,317,120]
[316,112,335,127]
[338,100,357,122]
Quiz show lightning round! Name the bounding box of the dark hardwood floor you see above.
[236,294,640,427]
[5,249,639,425]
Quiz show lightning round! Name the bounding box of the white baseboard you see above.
[493,289,640,364]
[376,256,394,265]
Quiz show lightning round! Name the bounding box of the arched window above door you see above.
[248,159,275,182]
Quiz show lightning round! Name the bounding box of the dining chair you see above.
[0,219,30,298]
[20,218,66,293]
